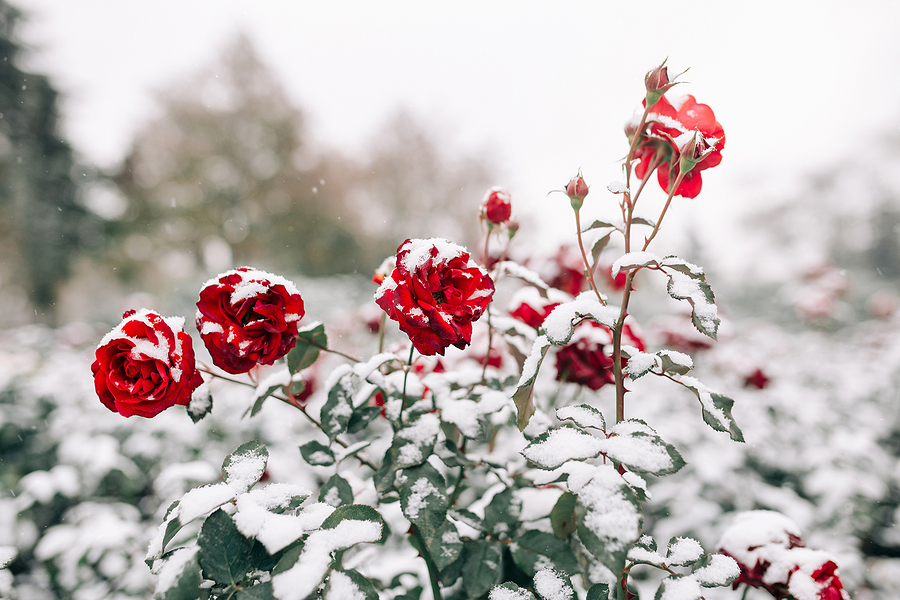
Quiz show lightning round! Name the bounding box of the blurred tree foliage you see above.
[108,35,495,293]
[0,1,89,323]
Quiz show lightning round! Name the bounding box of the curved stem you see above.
[411,524,442,600]
[574,208,606,306]
[398,344,415,425]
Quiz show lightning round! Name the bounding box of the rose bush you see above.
[196,267,305,374]
[374,237,494,355]
[91,309,203,418]
[631,93,725,198]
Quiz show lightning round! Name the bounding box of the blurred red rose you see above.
[196,267,305,374]
[554,322,645,390]
[375,238,494,356]
[631,94,725,198]
[92,309,203,418]
[480,186,512,225]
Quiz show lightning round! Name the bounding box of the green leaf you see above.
[630,216,655,228]
[511,530,580,577]
[491,582,536,599]
[233,581,274,600]
[591,231,614,268]
[462,540,503,598]
[299,440,335,467]
[287,321,327,374]
[324,570,379,600]
[434,438,471,468]
[586,582,611,600]
[448,508,486,533]
[160,501,182,554]
[581,219,619,232]
[346,405,383,434]
[604,420,685,476]
[271,542,303,577]
[575,466,642,574]
[321,371,356,441]
[249,382,283,418]
[706,393,744,442]
[399,462,448,546]
[550,492,577,539]
[533,568,575,600]
[692,553,740,587]
[665,271,719,340]
[187,383,213,423]
[320,504,389,544]
[198,509,253,586]
[390,413,440,469]
[249,539,288,573]
[222,441,268,491]
[677,376,744,442]
[429,520,463,571]
[374,447,397,494]
[556,404,606,431]
[484,488,522,537]
[522,427,604,470]
[513,335,551,431]
[658,349,693,376]
[319,473,354,507]
[153,548,202,600]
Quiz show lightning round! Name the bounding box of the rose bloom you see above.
[631,94,725,198]
[196,267,305,374]
[92,309,203,418]
[480,186,512,225]
[375,238,494,356]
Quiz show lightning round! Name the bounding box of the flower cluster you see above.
[718,511,850,600]
[93,267,305,417]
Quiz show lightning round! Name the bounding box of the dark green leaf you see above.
[576,468,642,574]
[511,530,579,576]
[299,440,335,467]
[556,404,606,431]
[700,393,744,443]
[399,462,448,546]
[346,405,383,434]
[658,350,692,376]
[321,504,389,544]
[249,539,286,573]
[586,582,611,600]
[582,220,619,232]
[249,383,283,418]
[155,548,202,600]
[233,581,274,600]
[533,568,575,600]
[591,231,614,267]
[187,384,213,423]
[448,508,486,533]
[319,473,354,507]
[429,520,463,571]
[271,543,304,576]
[435,438,471,468]
[325,570,379,600]
[320,372,356,441]
[287,322,327,374]
[221,441,268,491]
[373,447,397,495]
[630,217,655,227]
[462,540,503,598]
[513,335,550,431]
[484,488,522,537]
[550,492,577,539]
[390,413,439,469]
[665,272,719,340]
[491,582,536,599]
[198,509,253,586]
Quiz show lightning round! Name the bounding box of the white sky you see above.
[13,0,900,272]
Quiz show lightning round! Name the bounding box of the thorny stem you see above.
[574,208,606,306]
[411,524,443,600]
[398,344,415,425]
[377,312,386,354]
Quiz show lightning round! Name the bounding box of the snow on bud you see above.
[480,186,513,226]
[564,172,589,210]
[676,130,718,177]
[644,59,681,107]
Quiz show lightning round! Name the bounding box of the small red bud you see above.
[480,186,512,225]
[644,59,681,107]
[564,173,589,210]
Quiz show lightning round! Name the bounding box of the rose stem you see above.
[574,207,606,306]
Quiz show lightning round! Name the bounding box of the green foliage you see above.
[198,510,253,586]
[222,441,268,490]
[318,473,354,507]
[299,440,335,467]
[288,322,327,374]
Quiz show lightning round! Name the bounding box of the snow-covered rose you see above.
[92,309,203,418]
[196,267,305,374]
[375,238,494,356]
[480,186,512,225]
[631,94,725,198]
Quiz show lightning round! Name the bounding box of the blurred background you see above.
[3,0,900,598]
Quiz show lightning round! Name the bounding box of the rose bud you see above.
[375,238,494,356]
[196,267,305,374]
[480,186,513,226]
[564,172,589,210]
[676,129,718,177]
[644,59,680,107]
[92,309,204,418]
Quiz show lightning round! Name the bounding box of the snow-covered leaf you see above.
[513,335,550,431]
[691,554,740,587]
[541,293,617,346]
[399,462,447,546]
[576,465,642,574]
[611,251,661,277]
[522,427,605,469]
[320,369,357,441]
[495,260,553,297]
[198,509,253,586]
[512,530,580,577]
[222,440,268,492]
[623,351,659,380]
[550,492,577,539]
[602,420,685,476]
[152,546,201,600]
[658,349,693,375]
[484,488,522,537]
[299,440,335,467]
[318,474,353,508]
[676,376,744,442]
[390,412,439,469]
[556,404,606,431]
[324,569,378,600]
[533,568,575,600]
[666,271,719,340]
[490,582,536,599]
[429,520,463,571]
[187,383,212,423]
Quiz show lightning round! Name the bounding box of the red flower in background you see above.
[631,94,725,198]
[196,267,305,374]
[375,238,494,356]
[92,309,203,418]
[555,322,645,390]
[480,186,513,225]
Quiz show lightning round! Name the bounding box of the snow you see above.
[203,267,301,310]
[542,293,618,345]
[692,554,739,586]
[223,445,267,491]
[324,570,367,600]
[665,537,703,565]
[532,568,572,600]
[397,238,469,272]
[555,405,605,430]
[602,420,675,474]
[490,585,535,599]
[152,546,198,596]
[188,383,212,417]
[522,427,604,469]
[97,309,174,367]
[607,181,629,194]
[656,575,703,600]
[175,482,236,524]
[577,465,641,554]
[0,547,15,569]
[404,476,440,520]
[233,492,306,553]
[516,335,550,387]
[438,396,481,438]
[611,251,660,277]
[623,351,659,378]
[496,260,552,292]
[271,519,383,600]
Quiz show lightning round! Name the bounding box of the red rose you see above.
[555,321,645,391]
[196,267,305,374]
[632,94,725,198]
[374,238,494,356]
[480,186,512,225]
[92,309,203,418]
